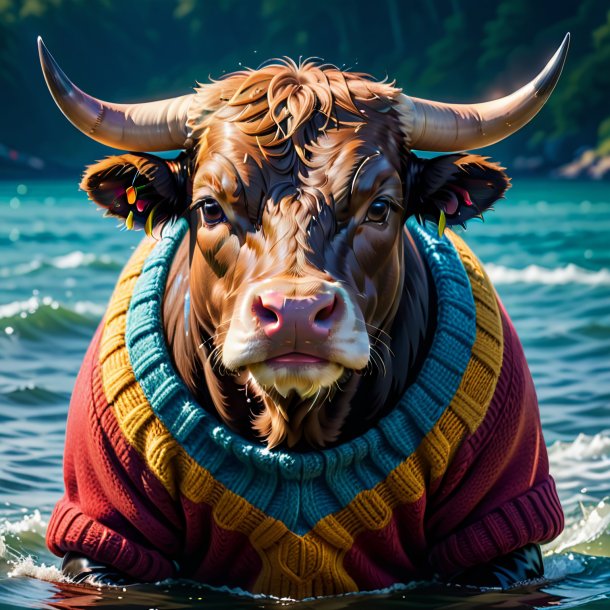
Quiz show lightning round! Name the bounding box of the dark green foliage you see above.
[1,0,608,171]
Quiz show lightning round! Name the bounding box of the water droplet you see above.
[9,197,20,209]
[16,183,27,195]
[5,326,14,335]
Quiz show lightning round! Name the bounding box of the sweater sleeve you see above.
[46,323,182,582]
[425,302,564,577]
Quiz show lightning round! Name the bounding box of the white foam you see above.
[548,432,610,461]
[51,251,97,269]
[0,260,42,277]
[0,297,104,321]
[1,511,65,583]
[544,498,610,554]
[0,509,47,537]
[0,297,48,319]
[485,263,610,286]
[73,301,106,317]
[7,556,66,583]
[0,251,118,277]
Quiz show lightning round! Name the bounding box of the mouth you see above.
[265,352,329,366]
[247,356,345,399]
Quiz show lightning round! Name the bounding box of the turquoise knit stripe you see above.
[125,218,477,535]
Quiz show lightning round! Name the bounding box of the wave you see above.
[3,385,68,406]
[0,510,47,539]
[0,250,122,278]
[0,297,104,338]
[485,263,610,286]
[0,510,65,584]
[548,432,610,461]
[544,497,610,555]
[544,433,610,556]
[6,556,65,583]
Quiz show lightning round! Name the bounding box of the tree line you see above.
[1,0,608,173]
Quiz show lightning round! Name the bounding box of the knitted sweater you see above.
[47,219,564,598]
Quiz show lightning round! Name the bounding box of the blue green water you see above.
[0,179,609,609]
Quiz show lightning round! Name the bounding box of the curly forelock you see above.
[189,59,401,149]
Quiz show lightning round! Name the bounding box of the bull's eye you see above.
[365,199,390,223]
[197,198,227,226]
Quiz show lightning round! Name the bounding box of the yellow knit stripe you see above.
[99,231,503,597]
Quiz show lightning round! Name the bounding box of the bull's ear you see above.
[80,152,190,235]
[408,153,510,232]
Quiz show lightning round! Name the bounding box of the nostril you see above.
[253,296,279,326]
[314,295,337,324]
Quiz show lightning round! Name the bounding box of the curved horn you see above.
[38,37,194,152]
[398,33,570,152]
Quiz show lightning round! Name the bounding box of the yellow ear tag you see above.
[438,210,446,237]
[144,205,156,237]
[126,186,137,205]
[126,210,134,230]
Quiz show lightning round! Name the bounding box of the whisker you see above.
[369,344,387,377]
[365,324,393,346]
[365,323,395,357]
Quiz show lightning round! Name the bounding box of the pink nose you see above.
[252,291,342,340]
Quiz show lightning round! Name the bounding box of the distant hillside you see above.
[1,0,609,177]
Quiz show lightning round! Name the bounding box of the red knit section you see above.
[343,494,429,589]
[426,301,564,576]
[46,322,179,581]
[47,322,262,585]
[47,500,174,581]
[429,479,564,575]
[47,289,564,589]
[181,496,262,590]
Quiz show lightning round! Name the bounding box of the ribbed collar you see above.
[125,218,476,534]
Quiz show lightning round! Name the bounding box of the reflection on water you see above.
[0,179,609,609]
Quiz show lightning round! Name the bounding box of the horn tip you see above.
[37,36,58,80]
[558,32,571,63]
[534,33,570,100]
[37,36,78,105]
[37,35,51,65]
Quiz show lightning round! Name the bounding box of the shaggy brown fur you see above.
[161,60,431,449]
[81,59,509,450]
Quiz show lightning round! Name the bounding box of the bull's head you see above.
[39,36,568,448]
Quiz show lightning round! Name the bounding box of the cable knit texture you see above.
[46,218,564,598]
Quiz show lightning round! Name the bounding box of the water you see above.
[0,179,609,609]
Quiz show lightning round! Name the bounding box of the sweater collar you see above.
[124,218,476,532]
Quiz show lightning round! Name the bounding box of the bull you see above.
[39,35,568,598]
